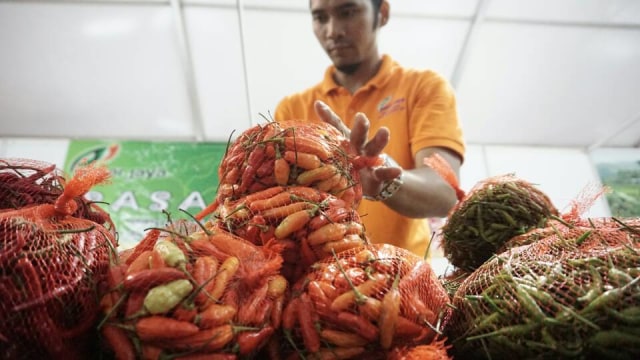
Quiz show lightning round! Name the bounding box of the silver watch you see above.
[364,154,403,202]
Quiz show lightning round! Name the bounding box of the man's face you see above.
[310,0,379,73]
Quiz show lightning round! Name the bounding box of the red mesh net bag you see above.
[445,217,640,359]
[0,162,117,359]
[204,121,370,215]
[387,338,452,360]
[208,185,368,283]
[99,219,287,359]
[423,156,560,272]
[440,174,559,271]
[280,243,452,359]
[0,158,114,229]
[497,183,611,253]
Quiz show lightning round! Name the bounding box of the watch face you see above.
[376,176,403,201]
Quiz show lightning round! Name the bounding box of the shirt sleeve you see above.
[409,71,466,162]
[274,96,292,122]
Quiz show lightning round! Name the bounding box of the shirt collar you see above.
[320,54,395,95]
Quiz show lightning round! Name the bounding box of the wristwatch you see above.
[364,154,404,202]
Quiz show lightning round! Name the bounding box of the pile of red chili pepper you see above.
[99,220,286,359]
[282,243,452,359]
[0,162,117,359]
[95,121,455,359]
[209,185,367,283]
[200,121,383,285]
[209,121,368,212]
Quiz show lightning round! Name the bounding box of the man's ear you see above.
[379,0,390,27]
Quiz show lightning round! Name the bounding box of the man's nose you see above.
[326,18,345,38]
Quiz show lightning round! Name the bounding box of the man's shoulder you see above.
[390,65,452,95]
[394,64,445,82]
[275,82,325,120]
[278,81,326,107]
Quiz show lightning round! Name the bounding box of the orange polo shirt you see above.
[274,55,465,257]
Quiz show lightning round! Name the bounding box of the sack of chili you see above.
[280,243,452,359]
[208,185,368,283]
[99,219,287,359]
[446,217,640,359]
[0,162,117,359]
[201,121,370,220]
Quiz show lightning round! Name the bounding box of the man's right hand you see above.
[314,100,402,199]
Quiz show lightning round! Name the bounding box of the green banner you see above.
[591,149,640,217]
[64,140,227,250]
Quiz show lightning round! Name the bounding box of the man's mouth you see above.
[328,43,351,52]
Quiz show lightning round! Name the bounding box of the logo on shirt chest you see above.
[377,96,406,119]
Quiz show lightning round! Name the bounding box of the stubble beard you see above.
[336,62,361,75]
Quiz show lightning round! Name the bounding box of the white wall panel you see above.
[3,138,69,170]
[484,146,610,218]
[459,144,489,192]
[242,0,307,11]
[488,0,640,25]
[240,0,480,16]
[0,2,193,139]
[379,18,470,79]
[184,6,251,141]
[242,9,329,123]
[390,0,479,17]
[457,23,640,147]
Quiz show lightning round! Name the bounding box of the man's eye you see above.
[313,14,328,23]
[339,8,357,19]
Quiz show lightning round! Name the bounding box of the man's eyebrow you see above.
[312,2,358,15]
[336,2,358,11]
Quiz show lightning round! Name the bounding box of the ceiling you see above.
[0,0,639,149]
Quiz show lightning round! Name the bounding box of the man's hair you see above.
[371,0,383,28]
[371,0,382,12]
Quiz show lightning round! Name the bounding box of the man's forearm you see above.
[382,167,458,218]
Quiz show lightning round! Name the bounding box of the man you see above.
[274,0,465,257]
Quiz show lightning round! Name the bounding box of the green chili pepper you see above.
[143,279,193,315]
[608,267,633,287]
[581,276,640,315]
[154,239,187,267]
[606,306,640,326]
[588,329,640,348]
[577,266,603,304]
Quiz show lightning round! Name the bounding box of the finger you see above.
[372,166,402,183]
[350,113,370,153]
[314,100,350,137]
[363,127,390,157]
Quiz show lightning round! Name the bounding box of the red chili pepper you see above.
[237,282,269,325]
[337,311,379,342]
[192,255,218,307]
[270,295,285,329]
[298,293,321,353]
[124,291,146,318]
[236,326,275,356]
[101,324,136,360]
[189,238,228,261]
[281,297,298,331]
[123,267,187,292]
[135,315,200,341]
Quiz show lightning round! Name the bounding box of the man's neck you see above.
[333,55,383,94]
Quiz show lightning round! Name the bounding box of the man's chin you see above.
[335,62,360,75]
